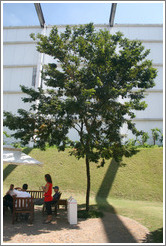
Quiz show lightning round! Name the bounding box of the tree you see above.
[141,132,149,145]
[151,128,161,145]
[4,23,157,211]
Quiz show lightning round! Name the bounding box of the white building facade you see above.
[3,24,163,145]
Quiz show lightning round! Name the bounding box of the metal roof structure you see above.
[34,3,45,28]
[109,3,117,27]
[34,3,117,28]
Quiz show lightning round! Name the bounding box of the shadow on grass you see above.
[22,147,33,155]
[3,165,17,181]
[95,158,138,243]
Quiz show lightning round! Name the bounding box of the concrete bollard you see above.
[67,196,77,225]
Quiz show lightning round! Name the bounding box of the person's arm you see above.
[14,187,22,190]
[12,189,22,197]
[6,190,10,195]
[42,183,49,193]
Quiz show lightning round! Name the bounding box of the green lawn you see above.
[76,194,163,232]
[3,147,163,240]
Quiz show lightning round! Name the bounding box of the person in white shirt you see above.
[4,184,31,213]
[11,184,31,219]
[11,184,31,198]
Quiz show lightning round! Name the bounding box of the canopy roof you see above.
[3,145,43,166]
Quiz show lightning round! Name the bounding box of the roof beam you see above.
[109,3,117,27]
[34,3,45,28]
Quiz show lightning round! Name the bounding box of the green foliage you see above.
[139,143,150,148]
[3,131,10,138]
[144,227,163,243]
[11,142,22,148]
[3,131,11,145]
[136,132,149,146]
[151,128,162,145]
[78,209,104,219]
[160,133,163,145]
[141,132,149,145]
[125,138,137,147]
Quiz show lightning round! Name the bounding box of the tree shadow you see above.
[95,159,138,243]
[3,165,17,181]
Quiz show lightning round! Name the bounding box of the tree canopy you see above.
[4,23,157,210]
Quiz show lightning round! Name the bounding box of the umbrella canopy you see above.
[3,145,43,166]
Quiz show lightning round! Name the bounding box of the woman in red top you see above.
[42,174,53,223]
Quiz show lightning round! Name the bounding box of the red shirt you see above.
[44,182,53,202]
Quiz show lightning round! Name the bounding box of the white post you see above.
[67,197,77,225]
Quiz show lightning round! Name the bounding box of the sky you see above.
[3,2,164,27]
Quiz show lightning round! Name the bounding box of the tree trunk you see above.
[153,137,155,145]
[85,155,90,211]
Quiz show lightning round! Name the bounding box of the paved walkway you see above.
[3,206,149,243]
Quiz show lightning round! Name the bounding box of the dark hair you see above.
[45,174,52,183]
[22,184,28,190]
[10,184,14,187]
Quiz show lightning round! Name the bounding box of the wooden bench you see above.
[27,190,67,214]
[57,199,67,210]
[12,196,34,224]
[42,198,67,216]
[27,190,44,199]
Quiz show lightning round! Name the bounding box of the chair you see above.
[12,196,34,224]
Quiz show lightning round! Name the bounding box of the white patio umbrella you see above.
[3,145,43,166]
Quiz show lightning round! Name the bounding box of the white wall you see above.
[153,66,163,90]
[142,42,163,64]
[121,121,163,145]
[3,27,42,145]
[3,26,42,42]
[4,67,36,91]
[3,44,39,66]
[3,93,32,113]
[132,92,163,119]
[110,25,163,41]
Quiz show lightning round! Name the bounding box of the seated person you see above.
[12,184,31,220]
[3,184,31,213]
[3,184,15,213]
[11,184,31,198]
[52,186,61,202]
[5,184,15,196]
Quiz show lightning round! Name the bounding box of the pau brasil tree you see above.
[4,23,157,211]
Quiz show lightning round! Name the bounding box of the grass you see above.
[78,209,104,219]
[3,147,163,201]
[3,147,163,242]
[71,194,163,232]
